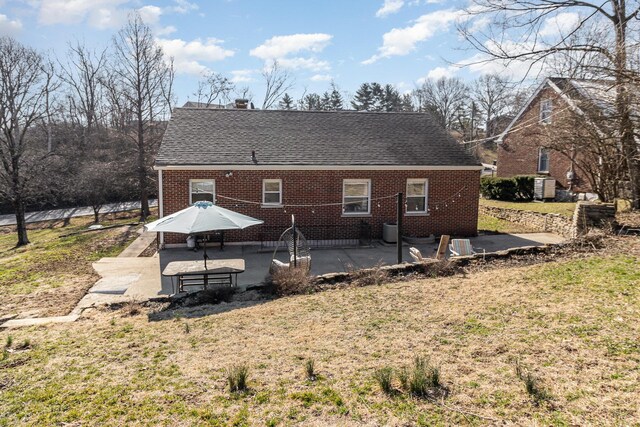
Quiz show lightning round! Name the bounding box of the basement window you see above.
[406,179,428,214]
[540,99,553,124]
[190,179,215,204]
[343,179,371,215]
[262,179,282,206]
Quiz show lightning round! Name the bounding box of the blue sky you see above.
[0,0,571,105]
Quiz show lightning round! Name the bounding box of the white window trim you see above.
[540,99,553,125]
[262,179,283,207]
[189,179,215,205]
[537,148,550,173]
[405,178,429,215]
[342,179,371,216]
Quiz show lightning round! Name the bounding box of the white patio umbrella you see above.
[144,201,263,268]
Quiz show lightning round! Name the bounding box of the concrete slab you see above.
[1,315,79,328]
[118,231,156,258]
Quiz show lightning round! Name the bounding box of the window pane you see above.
[407,182,425,196]
[344,197,369,213]
[344,183,368,197]
[264,181,280,192]
[192,181,213,194]
[406,196,426,212]
[192,192,214,203]
[264,193,280,204]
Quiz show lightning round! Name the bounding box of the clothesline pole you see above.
[397,192,403,264]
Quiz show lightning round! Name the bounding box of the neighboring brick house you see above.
[155,108,482,246]
[497,77,620,197]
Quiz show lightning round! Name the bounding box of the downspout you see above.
[158,169,164,248]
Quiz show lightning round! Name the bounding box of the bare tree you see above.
[261,60,294,109]
[460,0,640,208]
[193,72,234,107]
[110,12,173,220]
[472,73,513,137]
[416,77,469,130]
[0,37,55,246]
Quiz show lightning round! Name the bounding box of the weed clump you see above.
[373,367,394,395]
[408,356,440,398]
[515,360,551,405]
[227,363,250,393]
[304,359,316,381]
[348,262,390,286]
[269,267,312,296]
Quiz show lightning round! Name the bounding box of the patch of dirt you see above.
[139,237,158,257]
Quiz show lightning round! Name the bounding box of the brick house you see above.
[155,108,482,246]
[497,77,621,198]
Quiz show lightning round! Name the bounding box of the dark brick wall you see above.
[161,169,480,244]
[497,86,591,193]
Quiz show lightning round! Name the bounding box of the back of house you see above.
[155,108,482,246]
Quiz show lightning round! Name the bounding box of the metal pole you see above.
[292,214,297,268]
[397,192,403,264]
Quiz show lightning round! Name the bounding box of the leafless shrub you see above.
[269,267,312,296]
[416,259,459,278]
[348,262,390,287]
[121,299,141,317]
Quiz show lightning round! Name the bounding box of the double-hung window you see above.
[189,179,215,204]
[537,148,550,173]
[406,179,428,213]
[262,179,282,206]
[540,99,553,124]
[343,179,371,215]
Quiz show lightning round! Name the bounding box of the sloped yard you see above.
[0,212,151,319]
[1,237,638,425]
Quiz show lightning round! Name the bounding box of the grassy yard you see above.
[0,211,154,319]
[477,214,537,234]
[480,199,577,217]
[1,238,639,425]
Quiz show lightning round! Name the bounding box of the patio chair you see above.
[449,239,482,257]
[269,225,311,275]
[409,235,450,263]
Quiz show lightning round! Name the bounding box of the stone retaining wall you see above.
[479,205,575,237]
[573,202,617,235]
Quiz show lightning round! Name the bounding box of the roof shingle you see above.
[155,108,480,167]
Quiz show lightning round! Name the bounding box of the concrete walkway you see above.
[1,315,79,329]
[0,199,158,227]
[118,231,157,258]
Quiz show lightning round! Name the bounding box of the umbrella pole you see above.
[203,236,208,269]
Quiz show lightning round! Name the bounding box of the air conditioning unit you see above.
[534,177,556,201]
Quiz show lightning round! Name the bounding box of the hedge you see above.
[480,175,535,201]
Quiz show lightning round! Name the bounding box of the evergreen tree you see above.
[370,82,384,111]
[351,83,373,110]
[328,83,344,110]
[278,93,294,110]
[320,91,331,110]
[302,93,322,110]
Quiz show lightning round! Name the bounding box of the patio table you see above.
[162,259,245,293]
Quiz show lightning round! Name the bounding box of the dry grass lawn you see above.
[480,199,577,217]
[0,211,152,319]
[1,237,639,426]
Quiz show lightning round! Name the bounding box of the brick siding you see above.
[497,86,591,193]
[161,169,480,244]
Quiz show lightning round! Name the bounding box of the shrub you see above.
[227,363,250,393]
[373,367,394,395]
[269,267,312,296]
[196,287,236,305]
[480,175,535,201]
[304,359,316,381]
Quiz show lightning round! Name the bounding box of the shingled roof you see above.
[155,108,480,168]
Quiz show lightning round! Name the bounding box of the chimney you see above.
[235,98,249,109]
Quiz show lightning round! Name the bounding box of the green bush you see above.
[480,175,535,201]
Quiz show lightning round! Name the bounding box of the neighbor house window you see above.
[406,179,428,213]
[538,148,550,173]
[262,179,282,206]
[190,179,215,204]
[540,99,553,124]
[343,179,371,214]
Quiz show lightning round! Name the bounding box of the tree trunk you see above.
[93,207,100,224]
[137,114,149,221]
[13,194,29,247]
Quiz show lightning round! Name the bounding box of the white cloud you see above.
[539,12,581,38]
[250,33,333,72]
[0,14,23,35]
[310,74,332,82]
[138,5,176,35]
[416,66,458,83]
[363,9,465,64]
[376,0,404,18]
[231,69,255,83]
[157,38,235,75]
[459,40,546,80]
[38,0,129,27]
[170,0,198,14]
[250,33,332,60]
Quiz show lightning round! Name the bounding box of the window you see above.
[406,179,428,213]
[538,148,550,173]
[262,179,282,206]
[343,179,371,215]
[540,99,552,124]
[189,179,215,204]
